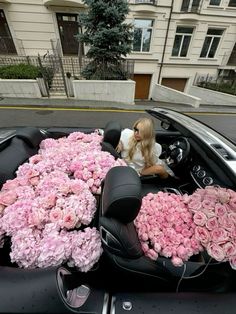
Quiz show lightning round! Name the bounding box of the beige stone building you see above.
[0,0,235,99]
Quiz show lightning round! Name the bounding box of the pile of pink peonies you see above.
[0,131,126,270]
[135,186,236,270]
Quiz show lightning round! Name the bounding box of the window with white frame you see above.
[133,19,153,52]
[181,0,201,12]
[171,26,194,57]
[209,0,221,5]
[200,28,224,58]
[228,0,236,7]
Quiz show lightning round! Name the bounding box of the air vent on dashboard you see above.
[211,144,234,160]
[203,177,213,186]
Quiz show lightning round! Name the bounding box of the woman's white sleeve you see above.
[153,143,162,162]
[120,129,133,147]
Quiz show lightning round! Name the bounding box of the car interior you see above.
[0,117,235,313]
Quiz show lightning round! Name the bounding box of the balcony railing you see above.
[181,0,201,13]
[135,0,157,5]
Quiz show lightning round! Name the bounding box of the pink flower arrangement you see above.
[135,191,203,267]
[135,186,236,270]
[184,186,236,270]
[0,130,126,270]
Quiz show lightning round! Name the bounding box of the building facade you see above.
[0,0,235,99]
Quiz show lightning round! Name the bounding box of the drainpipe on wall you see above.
[157,0,174,84]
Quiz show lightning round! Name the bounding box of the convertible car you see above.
[0,107,235,314]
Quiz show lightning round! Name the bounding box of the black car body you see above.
[0,107,235,314]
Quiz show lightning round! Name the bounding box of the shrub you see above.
[0,64,41,79]
[198,81,236,96]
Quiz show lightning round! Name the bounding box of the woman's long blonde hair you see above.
[127,118,156,167]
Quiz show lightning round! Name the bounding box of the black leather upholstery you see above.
[16,127,45,148]
[101,166,142,223]
[101,121,121,159]
[100,166,143,258]
[101,141,120,159]
[103,121,121,149]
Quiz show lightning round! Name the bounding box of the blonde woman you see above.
[117,118,172,179]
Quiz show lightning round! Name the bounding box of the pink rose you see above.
[191,238,202,253]
[171,256,184,267]
[195,226,210,244]
[207,243,225,262]
[49,208,63,223]
[205,216,218,230]
[215,203,227,217]
[202,199,215,211]
[229,197,236,211]
[218,190,230,204]
[146,249,158,260]
[162,246,173,258]
[62,211,77,229]
[181,227,193,238]
[141,243,149,253]
[223,242,236,258]
[188,200,202,212]
[218,215,235,232]
[140,232,148,242]
[154,242,161,253]
[193,211,207,226]
[177,245,189,260]
[211,228,229,244]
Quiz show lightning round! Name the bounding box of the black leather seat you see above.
[99,166,174,284]
[101,121,121,159]
[99,166,218,288]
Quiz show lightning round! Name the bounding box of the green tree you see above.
[78,0,133,80]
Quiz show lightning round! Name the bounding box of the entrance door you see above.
[0,10,16,54]
[57,13,79,55]
[133,74,152,99]
[161,78,187,92]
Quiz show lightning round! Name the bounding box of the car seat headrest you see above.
[102,166,142,224]
[101,142,120,159]
[103,121,121,149]
[16,127,45,148]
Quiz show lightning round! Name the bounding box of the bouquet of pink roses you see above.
[135,186,236,270]
[184,186,236,270]
[135,191,203,267]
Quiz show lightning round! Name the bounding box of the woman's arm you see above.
[140,164,169,179]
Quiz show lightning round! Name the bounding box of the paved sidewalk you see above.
[1,97,236,113]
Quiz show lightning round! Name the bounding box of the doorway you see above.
[133,74,152,99]
[57,13,80,55]
[161,78,187,92]
[0,10,16,54]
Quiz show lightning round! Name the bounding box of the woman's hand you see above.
[116,141,123,153]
